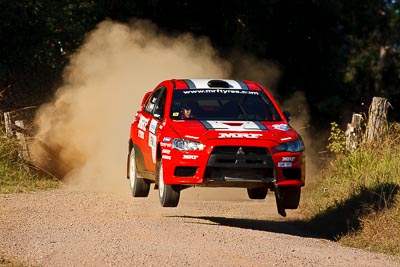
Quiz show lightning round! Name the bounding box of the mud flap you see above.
[274,184,287,217]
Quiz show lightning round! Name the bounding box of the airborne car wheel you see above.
[157,160,180,207]
[129,146,150,197]
[247,187,268,199]
[275,186,301,217]
[280,187,301,209]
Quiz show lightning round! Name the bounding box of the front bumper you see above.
[161,139,305,188]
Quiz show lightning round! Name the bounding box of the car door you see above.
[140,87,166,172]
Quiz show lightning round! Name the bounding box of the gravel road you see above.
[1,183,399,267]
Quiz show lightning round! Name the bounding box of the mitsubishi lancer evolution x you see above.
[127,79,305,216]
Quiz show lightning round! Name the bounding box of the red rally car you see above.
[127,79,305,216]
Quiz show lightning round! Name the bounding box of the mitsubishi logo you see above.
[237,147,245,155]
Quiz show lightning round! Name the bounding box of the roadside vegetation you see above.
[0,256,25,267]
[300,122,400,257]
[0,125,59,194]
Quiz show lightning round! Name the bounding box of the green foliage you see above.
[0,0,100,109]
[341,1,400,102]
[327,122,346,154]
[301,123,400,256]
[0,127,58,193]
[1,0,400,123]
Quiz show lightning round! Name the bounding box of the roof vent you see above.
[207,80,230,88]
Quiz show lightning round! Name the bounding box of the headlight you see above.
[274,139,304,152]
[172,139,205,151]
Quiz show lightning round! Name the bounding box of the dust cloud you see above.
[32,19,230,194]
[32,19,312,201]
[228,51,282,93]
[281,91,320,182]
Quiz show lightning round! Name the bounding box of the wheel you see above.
[128,146,150,197]
[157,160,180,207]
[280,187,301,209]
[247,187,268,199]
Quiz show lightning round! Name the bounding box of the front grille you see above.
[207,146,273,168]
[212,146,268,155]
[205,146,274,182]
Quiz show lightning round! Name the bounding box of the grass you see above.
[300,123,400,257]
[0,127,59,194]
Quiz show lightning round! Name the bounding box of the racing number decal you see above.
[138,115,149,130]
[138,115,149,139]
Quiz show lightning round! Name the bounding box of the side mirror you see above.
[141,91,152,108]
[283,111,291,122]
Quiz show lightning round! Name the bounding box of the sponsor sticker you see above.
[162,155,171,160]
[272,124,291,131]
[278,162,292,167]
[182,89,259,95]
[163,137,171,142]
[138,129,144,139]
[148,133,156,148]
[282,157,296,162]
[218,132,263,139]
[149,119,158,134]
[160,142,172,148]
[162,149,171,154]
[185,135,199,140]
[148,133,157,163]
[138,115,150,131]
[183,154,199,160]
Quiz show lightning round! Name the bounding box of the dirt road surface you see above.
[1,183,399,267]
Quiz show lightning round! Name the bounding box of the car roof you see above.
[170,79,263,91]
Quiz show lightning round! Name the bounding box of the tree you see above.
[0,0,100,109]
[341,0,400,113]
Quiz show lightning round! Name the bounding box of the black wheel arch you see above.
[155,143,162,186]
[127,139,146,178]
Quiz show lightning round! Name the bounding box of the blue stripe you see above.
[184,79,196,89]
[200,120,214,129]
[236,80,249,90]
[254,121,268,130]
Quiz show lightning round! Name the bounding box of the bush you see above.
[301,122,400,256]
[327,122,346,154]
[0,125,58,193]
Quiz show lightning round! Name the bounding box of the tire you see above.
[247,187,268,199]
[128,146,150,197]
[157,160,180,207]
[280,187,301,209]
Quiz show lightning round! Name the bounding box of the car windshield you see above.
[170,89,282,121]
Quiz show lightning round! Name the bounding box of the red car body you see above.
[128,79,305,216]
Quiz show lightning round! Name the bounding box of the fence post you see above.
[364,97,391,143]
[3,112,14,138]
[345,113,364,151]
[15,120,31,161]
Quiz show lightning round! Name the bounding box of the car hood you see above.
[167,120,299,144]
